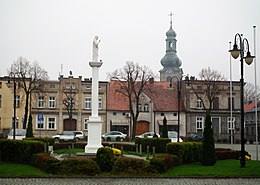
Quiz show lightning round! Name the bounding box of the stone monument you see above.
[85,36,103,154]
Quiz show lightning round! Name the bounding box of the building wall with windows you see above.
[245,101,260,142]
[184,77,241,142]
[30,75,108,138]
[0,77,27,137]
[107,80,186,137]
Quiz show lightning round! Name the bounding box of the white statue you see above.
[92,36,100,62]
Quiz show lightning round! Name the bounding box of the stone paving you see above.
[0,177,260,185]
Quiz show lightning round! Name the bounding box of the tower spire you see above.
[169,12,173,27]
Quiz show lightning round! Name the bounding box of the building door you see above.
[211,117,220,141]
[63,118,77,131]
[136,121,149,135]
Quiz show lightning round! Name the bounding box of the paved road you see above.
[0,178,260,185]
[215,143,260,160]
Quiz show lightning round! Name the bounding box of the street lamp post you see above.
[7,72,17,140]
[229,33,255,168]
[169,76,181,142]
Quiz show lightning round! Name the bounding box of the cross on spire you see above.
[169,12,173,26]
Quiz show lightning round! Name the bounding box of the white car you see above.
[168,131,183,142]
[135,132,160,138]
[52,131,85,142]
[101,131,127,141]
[7,129,26,140]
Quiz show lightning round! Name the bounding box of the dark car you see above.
[190,133,203,142]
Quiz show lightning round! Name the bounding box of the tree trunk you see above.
[23,93,29,129]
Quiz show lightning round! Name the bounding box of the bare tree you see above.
[63,86,78,126]
[190,67,226,114]
[244,82,260,103]
[8,57,48,129]
[108,61,156,139]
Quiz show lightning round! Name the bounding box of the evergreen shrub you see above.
[0,139,44,163]
[113,157,149,175]
[201,113,217,166]
[96,147,115,172]
[135,138,171,153]
[58,158,100,176]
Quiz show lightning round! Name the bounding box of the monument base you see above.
[85,118,103,154]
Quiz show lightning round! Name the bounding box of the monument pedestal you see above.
[85,117,102,154]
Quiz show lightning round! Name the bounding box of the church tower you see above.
[160,13,183,81]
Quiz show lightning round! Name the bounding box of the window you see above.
[0,95,1,108]
[36,116,44,129]
[84,118,89,130]
[227,117,235,131]
[65,83,70,89]
[196,116,204,132]
[38,96,44,108]
[138,104,142,111]
[85,98,91,109]
[173,113,177,116]
[161,113,164,116]
[0,82,2,88]
[15,95,20,108]
[50,84,55,88]
[144,104,149,112]
[47,117,56,130]
[98,97,102,109]
[72,83,76,89]
[196,99,202,108]
[213,97,219,110]
[113,112,116,116]
[49,96,55,108]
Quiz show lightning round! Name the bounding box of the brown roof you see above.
[245,101,260,111]
[108,80,183,112]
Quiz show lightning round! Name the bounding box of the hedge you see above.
[0,139,44,164]
[135,138,171,153]
[113,156,151,175]
[167,142,202,164]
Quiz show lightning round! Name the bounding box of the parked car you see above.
[190,133,203,142]
[168,131,183,142]
[7,129,26,140]
[52,131,84,142]
[135,132,160,138]
[101,131,126,141]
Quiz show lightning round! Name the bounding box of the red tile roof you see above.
[108,80,183,112]
[245,101,260,111]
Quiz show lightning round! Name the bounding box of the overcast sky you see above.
[0,0,259,86]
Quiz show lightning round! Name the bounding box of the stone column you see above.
[85,61,103,154]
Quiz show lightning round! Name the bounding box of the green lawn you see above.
[0,162,49,177]
[1,160,259,177]
[162,160,260,177]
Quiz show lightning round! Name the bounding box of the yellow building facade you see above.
[0,75,108,138]
[0,76,26,137]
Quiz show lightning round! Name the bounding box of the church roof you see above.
[107,80,184,112]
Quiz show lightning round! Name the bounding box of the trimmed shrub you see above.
[25,137,55,146]
[31,153,60,174]
[0,139,44,164]
[167,142,202,164]
[201,113,217,166]
[215,148,240,160]
[135,138,171,153]
[153,155,175,170]
[58,158,100,176]
[161,116,168,138]
[149,158,166,173]
[96,147,115,172]
[113,157,149,176]
[54,142,86,150]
